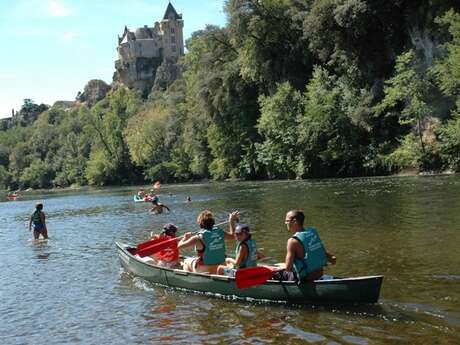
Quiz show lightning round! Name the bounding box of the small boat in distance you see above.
[116,242,383,305]
[6,193,19,201]
[133,195,153,203]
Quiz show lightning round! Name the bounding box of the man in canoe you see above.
[274,210,336,282]
[216,223,264,277]
[178,210,237,274]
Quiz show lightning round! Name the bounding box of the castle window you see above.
[172,45,176,52]
[171,27,175,34]
[171,36,175,43]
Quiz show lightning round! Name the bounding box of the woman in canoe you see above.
[216,223,264,277]
[178,210,237,274]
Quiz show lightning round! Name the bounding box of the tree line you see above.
[1,0,460,190]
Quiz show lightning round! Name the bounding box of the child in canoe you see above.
[148,223,180,268]
[217,223,264,277]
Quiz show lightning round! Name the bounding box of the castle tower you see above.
[160,2,184,62]
[113,2,184,94]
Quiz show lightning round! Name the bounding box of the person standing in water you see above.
[28,203,48,240]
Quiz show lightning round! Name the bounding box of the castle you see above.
[113,2,184,94]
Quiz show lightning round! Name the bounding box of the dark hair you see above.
[162,223,178,235]
[289,210,304,226]
[35,203,43,211]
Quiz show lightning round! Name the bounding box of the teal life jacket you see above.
[235,237,257,268]
[199,227,226,265]
[32,210,43,226]
[292,227,327,280]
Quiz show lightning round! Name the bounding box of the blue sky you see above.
[0,0,227,118]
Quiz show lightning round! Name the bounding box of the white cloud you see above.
[48,0,72,17]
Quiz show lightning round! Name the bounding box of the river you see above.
[1,175,459,344]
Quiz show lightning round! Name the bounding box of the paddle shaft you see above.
[136,218,235,257]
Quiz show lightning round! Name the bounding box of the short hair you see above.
[36,203,43,211]
[289,210,304,226]
[197,210,215,230]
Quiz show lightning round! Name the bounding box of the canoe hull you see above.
[116,242,383,305]
[133,195,152,203]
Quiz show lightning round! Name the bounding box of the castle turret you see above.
[113,2,184,94]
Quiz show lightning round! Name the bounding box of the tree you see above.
[377,50,434,156]
[256,82,303,178]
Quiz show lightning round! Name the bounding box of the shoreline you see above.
[2,170,458,195]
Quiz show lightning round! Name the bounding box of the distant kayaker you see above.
[149,223,180,268]
[273,210,336,282]
[178,210,236,274]
[150,198,170,214]
[186,196,192,202]
[216,222,265,277]
[28,203,48,240]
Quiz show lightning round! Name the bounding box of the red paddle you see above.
[136,236,181,257]
[136,218,234,257]
[235,266,277,289]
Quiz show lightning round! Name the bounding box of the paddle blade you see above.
[136,237,164,251]
[136,238,178,257]
[235,266,274,289]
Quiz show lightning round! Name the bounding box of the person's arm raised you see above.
[224,211,239,240]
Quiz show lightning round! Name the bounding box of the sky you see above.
[0,0,227,118]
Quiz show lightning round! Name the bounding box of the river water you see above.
[1,175,459,344]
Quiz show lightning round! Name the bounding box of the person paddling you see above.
[28,203,48,240]
[178,210,236,274]
[274,210,336,282]
[149,223,180,268]
[217,223,264,277]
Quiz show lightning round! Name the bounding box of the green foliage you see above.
[145,161,181,183]
[0,165,10,189]
[226,0,311,91]
[436,115,460,171]
[19,160,54,189]
[84,87,142,185]
[377,50,434,158]
[256,82,304,178]
[382,134,422,172]
[433,10,460,98]
[4,5,460,190]
[297,67,370,177]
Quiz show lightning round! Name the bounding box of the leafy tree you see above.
[256,82,303,178]
[84,87,142,185]
[297,67,370,177]
[19,160,54,189]
[226,0,312,92]
[377,50,434,157]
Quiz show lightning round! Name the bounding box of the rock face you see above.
[113,2,184,96]
[76,79,111,106]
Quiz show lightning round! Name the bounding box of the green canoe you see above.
[116,242,383,305]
